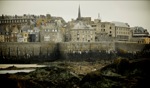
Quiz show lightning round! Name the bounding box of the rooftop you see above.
[72,21,93,30]
[112,21,129,27]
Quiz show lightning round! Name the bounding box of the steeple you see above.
[77,5,81,20]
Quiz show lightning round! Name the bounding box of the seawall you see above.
[0,42,147,63]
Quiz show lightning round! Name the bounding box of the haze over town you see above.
[0,1,150,32]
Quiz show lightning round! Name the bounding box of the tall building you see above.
[40,23,64,43]
[70,21,95,42]
[112,21,131,41]
[95,22,115,42]
[0,14,35,25]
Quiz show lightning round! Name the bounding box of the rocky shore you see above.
[0,58,149,88]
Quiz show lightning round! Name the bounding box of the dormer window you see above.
[6,32,8,35]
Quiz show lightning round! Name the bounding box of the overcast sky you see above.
[0,1,150,32]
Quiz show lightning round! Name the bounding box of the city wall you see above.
[0,42,147,62]
[115,42,145,53]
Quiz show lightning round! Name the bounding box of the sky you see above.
[0,0,150,32]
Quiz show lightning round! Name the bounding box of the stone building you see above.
[70,21,95,42]
[0,14,35,25]
[10,25,19,42]
[131,26,149,37]
[4,25,11,42]
[33,27,40,42]
[0,26,5,42]
[40,23,64,42]
[130,26,149,43]
[17,25,29,42]
[0,34,4,42]
[93,21,115,42]
[130,37,150,44]
[112,21,131,41]
[0,14,35,42]
[91,18,101,33]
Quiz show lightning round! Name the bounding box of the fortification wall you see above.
[59,42,115,53]
[115,42,145,53]
[0,42,57,60]
[0,42,147,62]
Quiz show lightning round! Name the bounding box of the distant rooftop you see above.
[112,21,129,27]
[132,26,149,34]
[72,21,93,30]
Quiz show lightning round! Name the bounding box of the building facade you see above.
[131,26,149,37]
[112,21,131,41]
[40,23,64,43]
[70,21,95,42]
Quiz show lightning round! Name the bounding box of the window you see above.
[103,29,105,32]
[101,24,105,27]
[110,31,112,33]
[110,27,111,29]
[92,25,96,27]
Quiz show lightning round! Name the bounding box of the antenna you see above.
[98,13,101,20]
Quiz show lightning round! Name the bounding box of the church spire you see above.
[77,5,81,20]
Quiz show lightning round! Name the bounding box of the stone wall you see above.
[59,42,115,53]
[115,42,145,53]
[0,42,147,62]
[0,42,57,60]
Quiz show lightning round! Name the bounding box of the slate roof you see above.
[72,21,93,30]
[133,26,149,34]
[112,21,129,27]
[21,25,30,32]
[11,26,19,33]
[42,24,56,30]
